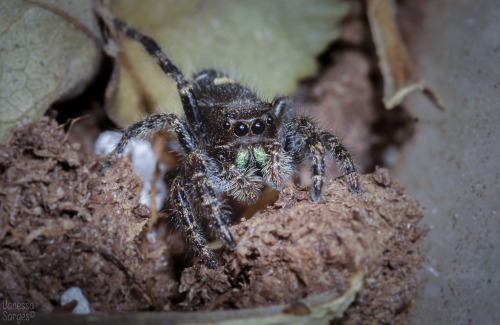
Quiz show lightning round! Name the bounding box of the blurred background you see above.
[394,1,500,324]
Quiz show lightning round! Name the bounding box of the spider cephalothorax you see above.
[109,17,361,267]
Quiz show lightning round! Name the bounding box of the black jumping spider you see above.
[108,17,361,268]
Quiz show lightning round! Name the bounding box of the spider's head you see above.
[191,70,291,149]
[199,96,289,148]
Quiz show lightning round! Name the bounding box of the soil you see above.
[0,118,425,324]
[178,168,426,325]
[0,118,181,312]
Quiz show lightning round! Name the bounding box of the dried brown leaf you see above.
[0,0,102,141]
[367,0,445,110]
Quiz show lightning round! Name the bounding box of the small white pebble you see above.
[60,287,91,314]
[423,263,439,278]
[94,131,121,157]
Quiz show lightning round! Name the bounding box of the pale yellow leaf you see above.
[106,0,349,127]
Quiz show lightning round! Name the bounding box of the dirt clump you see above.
[0,119,425,324]
[0,118,181,312]
[179,168,426,325]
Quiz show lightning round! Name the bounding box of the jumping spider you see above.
[108,17,361,268]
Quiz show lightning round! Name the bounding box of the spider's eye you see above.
[234,122,249,136]
[223,121,231,130]
[251,120,265,135]
[266,115,274,125]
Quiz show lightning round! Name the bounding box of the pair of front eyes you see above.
[222,115,274,137]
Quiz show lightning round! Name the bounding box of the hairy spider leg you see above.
[284,116,360,202]
[182,153,236,253]
[112,113,197,158]
[113,113,236,265]
[285,117,326,202]
[320,130,361,194]
[169,176,217,267]
[113,18,202,134]
[112,114,234,267]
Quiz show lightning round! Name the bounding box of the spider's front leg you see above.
[283,116,360,202]
[319,129,361,194]
[182,152,236,260]
[109,113,197,162]
[168,175,217,267]
[113,18,201,133]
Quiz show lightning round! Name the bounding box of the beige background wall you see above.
[393,1,500,324]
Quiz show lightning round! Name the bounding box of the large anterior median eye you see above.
[251,120,265,135]
[234,122,249,136]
